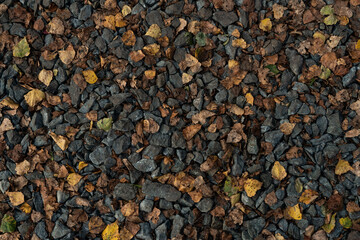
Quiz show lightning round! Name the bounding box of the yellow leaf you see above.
[115,13,127,28]
[83,70,98,84]
[145,24,162,39]
[0,97,19,109]
[38,69,53,86]
[244,178,262,197]
[245,93,254,105]
[49,131,70,151]
[182,73,193,84]
[271,161,287,181]
[20,203,32,214]
[356,40,360,50]
[259,18,272,32]
[15,160,31,175]
[24,89,45,107]
[313,32,326,43]
[287,204,302,220]
[122,5,131,17]
[143,44,160,55]
[299,189,319,204]
[13,37,30,58]
[67,173,82,186]
[279,122,296,135]
[59,44,76,65]
[6,192,25,206]
[144,70,156,79]
[78,161,88,171]
[335,159,353,175]
[228,60,239,69]
[232,38,247,48]
[104,15,116,30]
[102,222,120,240]
[322,213,336,233]
[339,217,352,229]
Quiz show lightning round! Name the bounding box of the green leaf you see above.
[339,217,352,229]
[295,178,303,193]
[97,117,113,132]
[324,14,338,25]
[265,64,280,74]
[320,5,334,16]
[195,32,207,47]
[13,37,30,58]
[223,176,238,197]
[322,213,337,233]
[184,32,194,45]
[0,214,16,233]
[319,66,331,80]
[230,193,240,206]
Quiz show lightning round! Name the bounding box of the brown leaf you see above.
[129,50,145,62]
[279,122,296,135]
[121,202,138,217]
[122,30,136,46]
[7,192,25,206]
[48,17,64,35]
[182,73,193,84]
[335,159,353,175]
[86,110,98,121]
[188,190,203,203]
[327,193,343,212]
[89,216,106,234]
[321,52,337,71]
[183,124,202,140]
[67,173,82,186]
[271,161,287,181]
[265,191,277,206]
[38,69,53,86]
[346,201,360,213]
[273,3,286,19]
[299,189,319,205]
[173,172,195,192]
[0,118,14,134]
[200,156,219,172]
[143,119,160,133]
[146,207,161,224]
[24,89,45,107]
[103,0,117,10]
[15,160,31,175]
[49,131,70,151]
[191,110,216,124]
[59,44,76,65]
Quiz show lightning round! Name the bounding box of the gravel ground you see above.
[1,0,360,239]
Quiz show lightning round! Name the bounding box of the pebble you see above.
[133,158,157,172]
[212,11,238,27]
[142,180,181,202]
[113,183,136,200]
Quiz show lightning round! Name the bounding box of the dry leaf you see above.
[59,44,76,65]
[20,202,31,214]
[191,110,216,124]
[144,70,156,79]
[145,24,161,39]
[232,38,247,48]
[229,105,245,116]
[119,228,133,240]
[6,192,25,206]
[287,204,302,220]
[49,131,70,151]
[188,190,203,203]
[327,36,342,49]
[129,50,145,62]
[182,73,193,84]
[173,172,195,192]
[83,70,98,84]
[259,18,272,32]
[78,161,88,171]
[244,178,262,197]
[67,173,82,186]
[102,222,120,240]
[104,15,116,30]
[38,69,53,86]
[13,37,30,58]
[271,161,287,181]
[279,122,296,135]
[147,207,161,224]
[0,97,19,109]
[356,40,360,50]
[345,129,360,138]
[121,202,138,217]
[122,30,136,46]
[335,159,353,175]
[183,124,202,140]
[143,44,160,55]
[122,5,131,17]
[299,189,319,204]
[143,119,160,133]
[24,89,45,107]
[245,93,254,105]
[352,162,360,177]
[0,118,14,134]
[48,17,64,35]
[15,160,31,175]
[89,216,106,234]
[273,4,286,19]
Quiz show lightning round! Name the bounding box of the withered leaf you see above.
[49,131,70,151]
[183,124,202,140]
[6,192,25,206]
[244,178,262,198]
[15,160,31,176]
[271,161,287,181]
[48,17,64,35]
[59,44,76,65]
[122,30,136,46]
[24,89,45,107]
[38,69,53,86]
[299,189,319,205]
[279,122,296,135]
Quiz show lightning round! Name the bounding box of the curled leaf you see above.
[322,213,336,233]
[49,131,70,151]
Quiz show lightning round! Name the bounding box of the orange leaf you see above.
[244,178,262,197]
[287,204,302,220]
[299,189,319,204]
[335,159,353,175]
[122,30,136,46]
[67,173,82,186]
[182,124,202,140]
[271,161,287,181]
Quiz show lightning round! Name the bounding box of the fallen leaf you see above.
[0,215,16,233]
[356,40,360,50]
[0,97,19,109]
[335,159,353,175]
[223,176,239,197]
[104,15,116,30]
[145,24,161,39]
[121,202,138,217]
[295,178,303,193]
[67,173,82,186]
[183,124,202,140]
[143,44,160,55]
[173,172,195,192]
[122,30,136,46]
[232,38,247,48]
[182,73,193,84]
[102,221,120,240]
[129,50,145,62]
[273,3,286,19]
[143,119,160,133]
[97,118,113,132]
[327,36,342,49]
[299,189,319,204]
[279,122,296,135]
[0,118,14,134]
[327,193,343,212]
[48,17,64,35]
[13,37,30,58]
[195,32,207,47]
[352,162,360,177]
[244,178,262,198]
[15,160,30,175]
[287,204,302,220]
[322,213,336,233]
[122,5,131,17]
[265,191,277,206]
[119,228,133,240]
[147,207,161,224]
[144,70,156,79]
[78,161,88,171]
[245,93,254,105]
[6,192,24,206]
[24,89,45,107]
[188,190,203,203]
[20,203,31,214]
[115,13,127,28]
[191,110,216,124]
[259,18,272,32]
[89,216,106,234]
[49,131,70,151]
[38,69,53,86]
[320,5,334,15]
[271,161,287,181]
[324,14,338,25]
[59,44,76,65]
[83,70,98,84]
[339,217,352,229]
[103,0,117,9]
[229,105,245,116]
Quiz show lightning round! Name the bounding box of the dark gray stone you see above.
[113,183,136,200]
[327,112,342,136]
[51,221,71,239]
[79,5,92,21]
[213,11,238,27]
[196,198,213,212]
[247,135,258,155]
[286,48,303,75]
[142,180,181,202]
[264,39,282,56]
[165,1,184,15]
[140,199,154,213]
[89,146,111,165]
[113,118,134,132]
[112,135,130,154]
[133,158,157,172]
